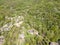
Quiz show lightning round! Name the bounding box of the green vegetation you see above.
[0,0,60,45]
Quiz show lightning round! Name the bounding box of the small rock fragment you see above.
[28,29,38,35]
[49,42,59,45]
